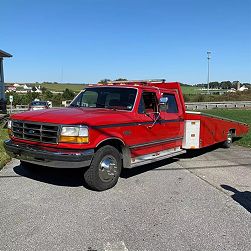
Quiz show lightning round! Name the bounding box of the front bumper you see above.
[4,140,94,168]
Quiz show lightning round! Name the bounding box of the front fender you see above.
[90,128,125,148]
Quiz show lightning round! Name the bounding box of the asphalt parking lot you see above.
[0,145,250,251]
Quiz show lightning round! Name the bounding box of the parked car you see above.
[28,101,49,111]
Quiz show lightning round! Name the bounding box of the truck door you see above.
[160,92,184,149]
[130,90,166,157]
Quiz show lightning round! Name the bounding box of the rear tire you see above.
[83,145,122,191]
[222,131,233,148]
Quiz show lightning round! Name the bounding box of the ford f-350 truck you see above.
[4,80,249,191]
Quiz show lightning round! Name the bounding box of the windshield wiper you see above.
[105,106,117,111]
[69,104,79,107]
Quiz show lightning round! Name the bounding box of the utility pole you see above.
[207,51,211,94]
[60,65,64,84]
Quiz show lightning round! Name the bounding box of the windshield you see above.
[70,87,137,111]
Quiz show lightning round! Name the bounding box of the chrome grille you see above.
[12,121,59,144]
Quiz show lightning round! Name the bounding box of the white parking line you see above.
[104,241,129,251]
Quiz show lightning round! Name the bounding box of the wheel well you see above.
[96,139,124,153]
[229,128,236,137]
[96,139,131,168]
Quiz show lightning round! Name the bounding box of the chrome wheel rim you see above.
[227,133,232,144]
[99,155,118,182]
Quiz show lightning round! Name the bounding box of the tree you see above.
[62,88,75,100]
[27,92,40,102]
[43,90,53,100]
[209,81,220,89]
[41,87,47,93]
[98,79,111,83]
[52,93,63,106]
[114,78,127,81]
[221,81,232,89]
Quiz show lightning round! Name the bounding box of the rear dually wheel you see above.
[222,131,233,148]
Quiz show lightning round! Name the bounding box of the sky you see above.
[1,0,251,84]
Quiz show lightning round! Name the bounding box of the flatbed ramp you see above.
[183,111,249,149]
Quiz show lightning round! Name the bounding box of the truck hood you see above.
[11,107,135,126]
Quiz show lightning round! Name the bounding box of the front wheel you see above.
[222,131,233,148]
[83,145,122,191]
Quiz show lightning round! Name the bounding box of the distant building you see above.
[5,85,16,92]
[227,84,248,93]
[23,84,32,90]
[227,88,236,93]
[7,84,43,94]
[239,85,248,92]
[200,88,228,95]
[33,86,42,93]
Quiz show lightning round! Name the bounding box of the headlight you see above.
[59,126,89,143]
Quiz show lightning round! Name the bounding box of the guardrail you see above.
[6,105,28,114]
[185,101,251,110]
[7,108,28,114]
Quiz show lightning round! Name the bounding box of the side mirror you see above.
[159,97,168,111]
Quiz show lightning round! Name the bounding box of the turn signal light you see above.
[59,136,89,144]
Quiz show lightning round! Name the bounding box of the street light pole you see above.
[207,51,211,94]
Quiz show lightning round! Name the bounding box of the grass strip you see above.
[0,128,11,170]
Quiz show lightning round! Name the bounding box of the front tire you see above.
[83,145,122,191]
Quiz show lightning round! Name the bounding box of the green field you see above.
[201,109,251,148]
[0,129,10,170]
[181,85,200,94]
[33,83,85,92]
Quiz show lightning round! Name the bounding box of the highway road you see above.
[0,145,250,251]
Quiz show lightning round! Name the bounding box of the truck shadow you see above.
[13,144,235,188]
[13,163,84,187]
[121,144,220,178]
[221,185,251,213]
[121,157,179,178]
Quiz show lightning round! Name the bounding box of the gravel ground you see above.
[0,145,250,251]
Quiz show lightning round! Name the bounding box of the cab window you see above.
[162,93,178,113]
[138,92,158,114]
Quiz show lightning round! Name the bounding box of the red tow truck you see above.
[4,80,249,191]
